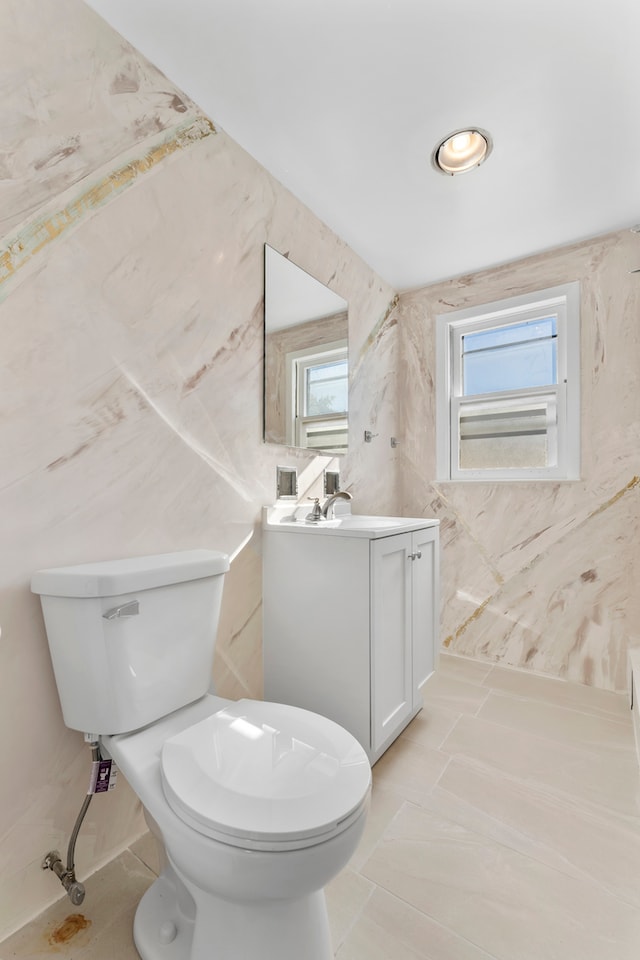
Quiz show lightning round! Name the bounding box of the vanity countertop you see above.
[263,505,439,539]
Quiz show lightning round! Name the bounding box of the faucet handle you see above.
[305,498,323,522]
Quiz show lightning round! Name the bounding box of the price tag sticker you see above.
[87,759,118,795]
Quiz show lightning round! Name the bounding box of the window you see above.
[436,282,580,480]
[287,342,348,453]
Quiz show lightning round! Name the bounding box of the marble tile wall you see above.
[398,229,640,692]
[0,0,399,938]
[5,0,635,941]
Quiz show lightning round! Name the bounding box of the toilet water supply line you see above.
[42,739,116,905]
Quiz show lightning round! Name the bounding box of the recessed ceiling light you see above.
[432,128,493,176]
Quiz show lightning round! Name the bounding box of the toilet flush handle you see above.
[102,600,140,621]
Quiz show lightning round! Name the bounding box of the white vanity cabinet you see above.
[262,514,439,763]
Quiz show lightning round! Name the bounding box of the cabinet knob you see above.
[408,551,422,561]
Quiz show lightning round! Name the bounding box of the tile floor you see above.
[3,653,640,959]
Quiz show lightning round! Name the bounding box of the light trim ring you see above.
[432,127,493,176]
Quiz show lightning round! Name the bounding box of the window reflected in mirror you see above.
[264,245,349,453]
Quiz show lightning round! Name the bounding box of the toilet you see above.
[31,550,371,960]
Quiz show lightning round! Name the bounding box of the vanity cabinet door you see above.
[263,521,439,764]
[370,533,413,754]
[410,526,439,706]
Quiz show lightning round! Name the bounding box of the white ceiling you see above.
[85,0,640,291]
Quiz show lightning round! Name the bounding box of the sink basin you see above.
[263,507,438,539]
[331,515,409,530]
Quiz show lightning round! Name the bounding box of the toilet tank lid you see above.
[31,550,230,598]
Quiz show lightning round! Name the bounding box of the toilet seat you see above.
[160,699,371,852]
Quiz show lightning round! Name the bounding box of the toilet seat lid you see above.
[160,699,371,847]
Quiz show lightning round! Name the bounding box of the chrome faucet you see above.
[321,490,353,519]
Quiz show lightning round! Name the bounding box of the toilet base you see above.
[134,869,194,960]
[133,864,333,960]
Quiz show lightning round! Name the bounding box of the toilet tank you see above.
[31,550,229,735]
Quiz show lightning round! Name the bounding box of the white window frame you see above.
[285,340,348,451]
[436,282,580,481]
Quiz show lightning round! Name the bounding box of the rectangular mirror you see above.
[264,245,349,453]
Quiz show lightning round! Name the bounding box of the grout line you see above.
[399,710,461,752]
[440,731,640,828]
[472,686,493,716]
[128,843,160,878]
[477,662,632,723]
[482,685,634,725]
[331,876,378,953]
[427,775,640,913]
[353,795,422,873]
[355,884,498,960]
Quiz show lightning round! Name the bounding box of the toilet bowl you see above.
[103,693,370,960]
[32,550,371,960]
